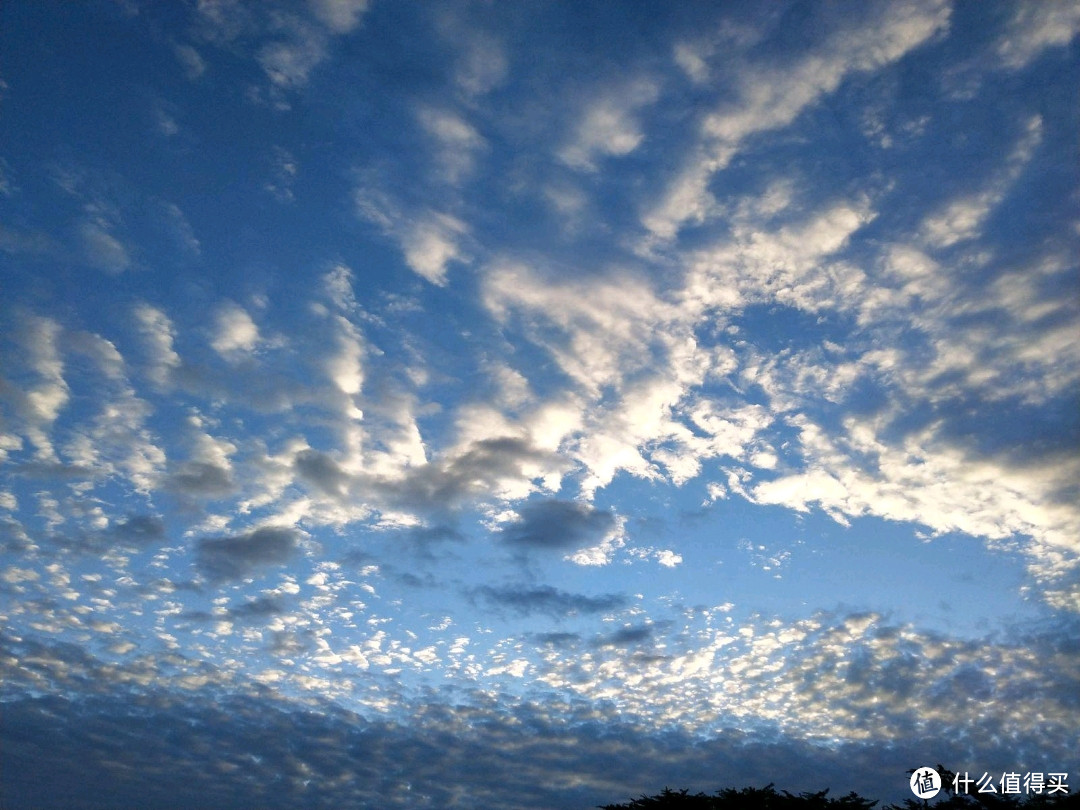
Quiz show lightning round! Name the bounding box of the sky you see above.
[0,1,1078,808]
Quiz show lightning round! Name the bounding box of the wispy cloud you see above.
[77,218,132,274]
[308,0,369,35]
[401,212,469,285]
[355,184,471,286]
[173,42,207,80]
[558,79,659,171]
[996,1,1080,69]
[473,583,626,617]
[416,106,487,186]
[644,0,951,240]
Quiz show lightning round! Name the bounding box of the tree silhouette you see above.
[599,784,878,810]
[599,778,1080,810]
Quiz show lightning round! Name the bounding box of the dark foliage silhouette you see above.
[599,784,877,810]
[599,778,1079,810]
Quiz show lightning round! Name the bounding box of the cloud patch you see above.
[473,584,626,617]
[558,79,659,171]
[196,527,301,582]
[498,499,617,552]
[210,303,261,359]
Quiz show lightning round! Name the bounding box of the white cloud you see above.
[211,303,261,359]
[1,15,1078,807]
[2,566,39,584]
[191,0,368,102]
[187,416,237,472]
[0,434,23,466]
[0,316,168,495]
[173,43,206,79]
[486,657,529,678]
[402,213,468,285]
[68,385,166,495]
[78,219,131,274]
[672,18,770,86]
[155,106,180,137]
[158,201,201,256]
[566,528,624,567]
[483,260,678,395]
[355,182,470,286]
[541,182,587,221]
[744,410,1080,598]
[308,0,369,34]
[133,303,181,387]
[10,316,69,461]
[264,146,298,203]
[325,315,364,396]
[416,106,486,185]
[322,264,357,311]
[641,153,723,239]
[482,258,778,500]
[529,608,1078,745]
[920,115,1043,248]
[487,362,533,410]
[257,18,328,89]
[453,32,508,98]
[674,41,711,84]
[474,142,1075,605]
[996,0,1080,69]
[644,0,951,240]
[655,550,683,568]
[558,79,659,171]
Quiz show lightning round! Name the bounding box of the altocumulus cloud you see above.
[498,499,617,551]
[196,527,300,582]
[472,583,627,617]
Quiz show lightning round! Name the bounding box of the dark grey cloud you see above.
[292,438,567,519]
[394,570,441,588]
[268,629,315,657]
[108,514,167,550]
[594,623,662,648]
[386,437,566,514]
[45,513,167,554]
[401,524,465,544]
[195,526,299,581]
[3,626,1080,810]
[0,515,33,553]
[293,449,349,497]
[166,461,234,498]
[374,524,467,561]
[497,499,616,551]
[532,631,582,648]
[0,668,1055,810]
[473,584,626,617]
[179,609,215,623]
[227,595,289,620]
[10,461,98,480]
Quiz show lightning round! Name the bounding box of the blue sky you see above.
[1,1,1078,808]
